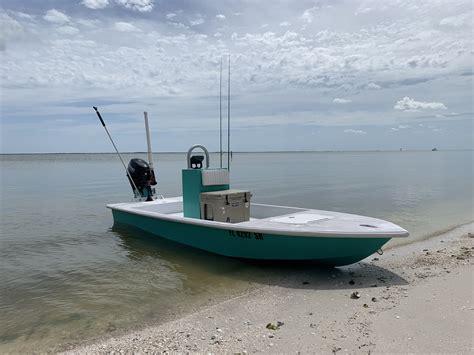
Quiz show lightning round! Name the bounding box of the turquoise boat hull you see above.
[111,209,390,266]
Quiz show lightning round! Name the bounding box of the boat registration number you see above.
[228,230,264,240]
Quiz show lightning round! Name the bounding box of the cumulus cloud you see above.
[168,21,189,30]
[394,97,447,112]
[113,21,141,32]
[333,98,352,104]
[57,26,80,35]
[280,21,290,27]
[43,9,70,24]
[12,11,35,20]
[216,14,226,20]
[189,18,205,26]
[0,13,24,40]
[115,0,154,12]
[391,125,411,131]
[344,129,367,135]
[82,0,109,9]
[367,83,381,90]
[355,7,373,15]
[300,7,316,23]
[1,0,472,152]
[439,14,470,27]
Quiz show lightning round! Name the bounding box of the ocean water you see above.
[0,151,472,351]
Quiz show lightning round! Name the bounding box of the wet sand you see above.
[63,223,473,354]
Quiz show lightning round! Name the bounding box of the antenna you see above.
[219,57,223,168]
[227,54,231,171]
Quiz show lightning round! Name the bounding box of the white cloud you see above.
[279,21,290,27]
[166,13,177,19]
[344,129,367,135]
[1,0,472,153]
[113,21,141,32]
[355,7,373,15]
[76,19,100,28]
[189,18,205,26]
[300,8,316,23]
[43,9,70,24]
[333,98,352,104]
[367,83,381,90]
[216,14,226,20]
[82,0,109,9]
[12,11,35,20]
[0,13,24,40]
[167,21,189,30]
[115,0,154,12]
[391,125,411,131]
[394,97,447,112]
[439,14,470,27]
[57,26,80,35]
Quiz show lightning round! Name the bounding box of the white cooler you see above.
[200,189,251,223]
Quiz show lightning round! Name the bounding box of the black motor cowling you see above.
[127,158,154,200]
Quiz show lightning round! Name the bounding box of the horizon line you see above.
[1,149,473,155]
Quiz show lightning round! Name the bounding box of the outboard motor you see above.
[127,158,155,201]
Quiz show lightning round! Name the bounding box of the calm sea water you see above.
[0,151,472,351]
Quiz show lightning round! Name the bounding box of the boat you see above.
[95,60,408,267]
[105,142,408,266]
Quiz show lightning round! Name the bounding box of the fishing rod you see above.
[93,106,140,196]
[227,54,231,171]
[219,57,223,169]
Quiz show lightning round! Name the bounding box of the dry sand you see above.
[63,223,473,354]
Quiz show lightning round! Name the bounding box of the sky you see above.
[0,0,472,153]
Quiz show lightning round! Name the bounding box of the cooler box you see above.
[200,189,251,223]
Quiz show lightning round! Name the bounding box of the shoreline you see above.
[62,222,473,354]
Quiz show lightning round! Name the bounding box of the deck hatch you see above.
[270,213,333,224]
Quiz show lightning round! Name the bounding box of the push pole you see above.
[93,106,140,196]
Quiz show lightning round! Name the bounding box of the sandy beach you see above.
[63,223,473,354]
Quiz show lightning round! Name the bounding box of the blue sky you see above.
[0,0,472,153]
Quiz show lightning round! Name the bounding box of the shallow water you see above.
[0,151,472,351]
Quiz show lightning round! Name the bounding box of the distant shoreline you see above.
[1,149,473,155]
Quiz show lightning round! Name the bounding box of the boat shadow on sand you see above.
[112,225,408,292]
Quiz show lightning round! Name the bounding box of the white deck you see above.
[108,197,409,239]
